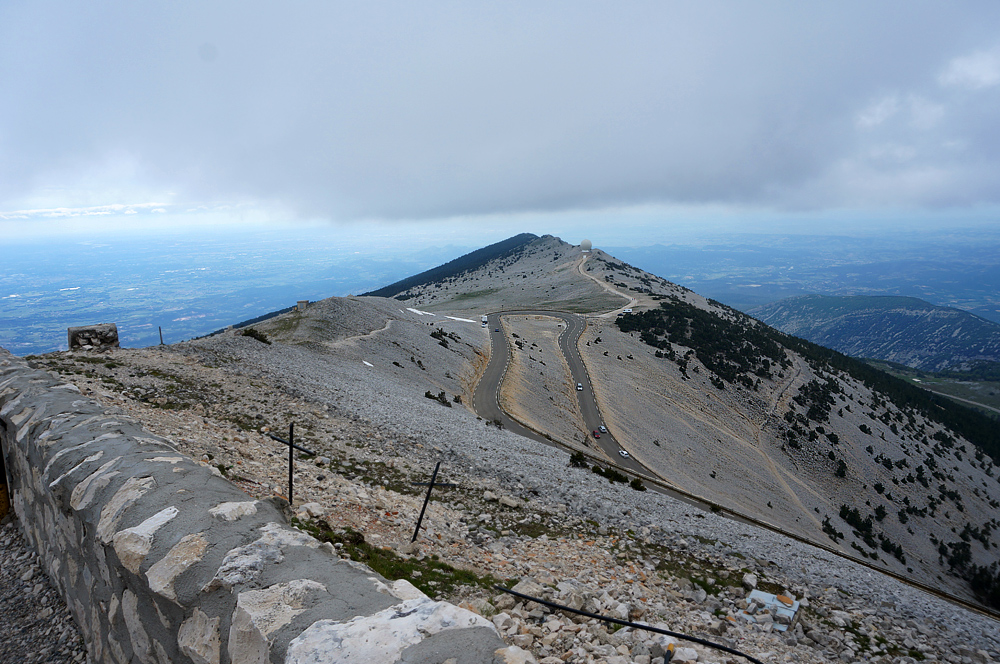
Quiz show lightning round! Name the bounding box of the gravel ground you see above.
[179,331,1000,653]
[0,517,87,664]
[10,321,1000,663]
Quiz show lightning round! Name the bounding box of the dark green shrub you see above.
[241,328,271,344]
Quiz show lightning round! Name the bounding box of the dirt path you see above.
[739,355,826,531]
[320,318,395,349]
[576,255,636,316]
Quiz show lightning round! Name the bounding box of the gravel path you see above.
[0,517,87,664]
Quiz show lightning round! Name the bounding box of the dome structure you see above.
[580,239,592,252]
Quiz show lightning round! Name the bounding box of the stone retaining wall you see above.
[0,349,507,664]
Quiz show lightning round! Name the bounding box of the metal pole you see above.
[411,461,440,543]
[288,423,294,505]
[159,326,164,345]
[265,433,316,457]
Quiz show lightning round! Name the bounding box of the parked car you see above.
[598,426,607,433]
[592,430,600,439]
[618,449,630,458]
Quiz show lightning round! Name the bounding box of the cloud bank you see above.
[2,2,1000,225]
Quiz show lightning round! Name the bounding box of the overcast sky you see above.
[3,2,1000,240]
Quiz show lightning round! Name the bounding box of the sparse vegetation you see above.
[294,520,511,597]
[240,328,271,344]
[424,390,452,407]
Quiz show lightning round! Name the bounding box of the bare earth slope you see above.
[499,314,590,450]
[373,235,1000,608]
[29,316,1000,663]
[397,235,626,314]
[20,234,1000,663]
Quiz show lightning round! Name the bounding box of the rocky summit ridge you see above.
[14,234,1000,664]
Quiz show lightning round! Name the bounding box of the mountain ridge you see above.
[26,234,1000,635]
[750,294,1000,372]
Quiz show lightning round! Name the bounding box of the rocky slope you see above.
[749,295,1000,371]
[15,233,1000,663]
[25,335,1000,664]
[349,234,1000,608]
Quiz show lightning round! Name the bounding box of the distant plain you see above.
[3,224,999,355]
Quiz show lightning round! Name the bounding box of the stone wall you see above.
[0,349,507,664]
[67,323,119,351]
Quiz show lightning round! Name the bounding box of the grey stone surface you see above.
[0,348,504,664]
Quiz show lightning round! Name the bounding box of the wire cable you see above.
[493,585,766,664]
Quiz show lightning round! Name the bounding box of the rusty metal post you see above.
[411,461,440,543]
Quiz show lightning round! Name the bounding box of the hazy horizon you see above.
[4,224,999,356]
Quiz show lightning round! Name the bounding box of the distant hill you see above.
[750,295,1000,371]
[228,238,1000,607]
[363,233,538,298]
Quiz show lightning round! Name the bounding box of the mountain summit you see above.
[248,234,1000,609]
[30,234,1000,624]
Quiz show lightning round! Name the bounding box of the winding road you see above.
[467,301,1000,622]
[472,309,649,476]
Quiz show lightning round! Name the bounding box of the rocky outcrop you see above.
[0,349,505,664]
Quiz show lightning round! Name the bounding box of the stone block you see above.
[67,323,119,350]
[493,645,538,664]
[177,608,221,664]
[112,506,178,573]
[229,580,326,664]
[285,597,495,664]
[147,532,208,603]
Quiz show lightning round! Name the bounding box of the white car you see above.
[599,426,607,433]
[618,450,630,458]
[576,383,583,391]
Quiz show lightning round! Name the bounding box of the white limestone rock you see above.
[389,578,425,601]
[178,608,221,664]
[209,500,259,521]
[147,532,208,603]
[493,645,538,664]
[285,597,496,664]
[112,506,179,574]
[97,476,156,542]
[204,522,319,591]
[68,456,121,511]
[674,647,699,662]
[48,450,103,490]
[229,579,327,664]
[295,502,325,518]
[123,590,154,664]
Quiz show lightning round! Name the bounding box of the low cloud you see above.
[940,46,1000,90]
[2,2,1000,227]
